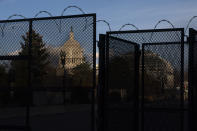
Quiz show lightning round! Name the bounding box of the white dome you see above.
[56,27,84,76]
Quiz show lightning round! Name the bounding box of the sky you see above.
[0,0,197,36]
[0,0,196,68]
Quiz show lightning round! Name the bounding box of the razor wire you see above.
[118,23,146,43]
[1,14,27,37]
[0,5,88,37]
[1,6,197,39]
[185,16,197,35]
[84,19,111,33]
[149,19,178,42]
[60,5,88,32]
[34,11,61,33]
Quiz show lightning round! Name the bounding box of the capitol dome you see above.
[56,27,84,76]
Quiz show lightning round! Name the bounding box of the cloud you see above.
[8,49,20,55]
[96,52,99,59]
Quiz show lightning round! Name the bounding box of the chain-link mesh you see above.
[142,43,183,131]
[0,21,30,56]
[143,43,182,108]
[0,20,30,128]
[111,30,181,45]
[30,15,95,131]
[32,16,94,88]
[0,60,27,127]
[188,28,197,131]
[106,35,138,131]
[106,29,185,131]
[0,14,96,131]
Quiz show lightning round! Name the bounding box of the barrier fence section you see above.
[0,14,96,131]
[189,28,197,131]
[99,28,189,131]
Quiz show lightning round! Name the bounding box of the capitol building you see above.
[143,51,175,89]
[56,27,84,76]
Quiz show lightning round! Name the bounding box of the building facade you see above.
[56,27,84,76]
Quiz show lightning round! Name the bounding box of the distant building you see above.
[56,27,84,76]
[108,50,175,101]
[143,51,174,89]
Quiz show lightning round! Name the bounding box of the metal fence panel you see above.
[0,20,30,130]
[105,35,139,131]
[104,28,187,131]
[0,14,96,131]
[189,28,197,131]
[30,14,96,131]
[142,42,185,131]
[0,21,30,57]
[142,43,182,108]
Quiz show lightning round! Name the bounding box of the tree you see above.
[0,64,9,106]
[108,52,135,101]
[71,61,93,87]
[108,54,135,89]
[11,30,49,87]
[0,64,8,86]
[10,30,49,105]
[70,61,93,103]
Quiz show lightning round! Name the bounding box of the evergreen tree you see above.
[10,30,49,105]
[70,61,93,103]
[11,30,49,87]
[0,64,8,86]
[0,64,9,106]
[71,61,93,87]
[108,53,135,101]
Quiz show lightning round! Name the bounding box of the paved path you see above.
[0,104,92,131]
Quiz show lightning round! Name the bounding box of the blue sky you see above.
[0,0,195,68]
[0,0,197,35]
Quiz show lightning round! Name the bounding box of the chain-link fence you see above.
[188,28,197,131]
[0,14,96,131]
[100,28,188,131]
[105,35,139,131]
[0,12,195,131]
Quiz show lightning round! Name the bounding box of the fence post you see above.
[26,19,32,131]
[134,44,140,131]
[97,34,106,131]
[188,28,196,131]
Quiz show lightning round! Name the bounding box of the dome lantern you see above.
[69,26,74,40]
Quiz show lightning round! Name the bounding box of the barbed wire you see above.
[153,19,176,29]
[149,19,178,42]
[119,23,139,31]
[97,20,111,31]
[0,6,88,36]
[84,19,111,47]
[117,23,146,43]
[34,11,53,18]
[7,14,27,20]
[60,5,88,32]
[185,16,197,35]
[84,20,111,33]
[82,19,111,45]
[1,6,197,40]
[61,5,86,16]
[34,11,61,33]
[1,14,27,37]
